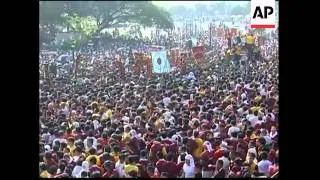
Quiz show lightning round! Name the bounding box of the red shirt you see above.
[214,149,224,159]
[201,150,216,171]
[269,165,279,177]
[161,139,172,152]
[156,159,167,174]
[165,161,178,177]
[150,143,163,162]
[103,169,119,178]
[176,162,184,176]
[237,140,249,160]
[268,149,277,163]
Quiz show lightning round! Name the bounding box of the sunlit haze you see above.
[152,1,212,9]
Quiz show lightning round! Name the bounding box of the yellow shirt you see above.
[194,138,204,158]
[101,110,113,120]
[246,35,255,45]
[122,132,131,144]
[250,134,258,140]
[40,170,50,178]
[125,164,139,174]
[250,106,261,112]
[248,162,258,175]
[86,155,101,166]
[254,96,262,103]
[68,144,76,156]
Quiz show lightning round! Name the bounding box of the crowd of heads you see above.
[39,25,279,178]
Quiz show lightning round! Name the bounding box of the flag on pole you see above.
[151,51,171,73]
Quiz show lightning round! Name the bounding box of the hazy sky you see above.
[152,1,211,9]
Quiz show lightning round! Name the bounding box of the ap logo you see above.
[251,0,276,28]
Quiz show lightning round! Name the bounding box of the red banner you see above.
[170,48,180,67]
[192,46,205,60]
[146,56,152,77]
[179,53,187,74]
[134,53,144,75]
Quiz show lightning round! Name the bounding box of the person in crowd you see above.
[39,24,278,178]
[257,151,272,176]
[183,154,196,178]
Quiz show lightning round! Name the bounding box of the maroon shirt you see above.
[268,149,277,163]
[140,159,149,168]
[237,139,249,160]
[161,139,173,152]
[201,150,216,171]
[89,165,102,174]
[165,161,178,177]
[127,137,140,155]
[103,169,119,178]
[225,138,239,151]
[176,161,185,176]
[156,159,167,174]
[150,142,163,162]
[267,97,276,108]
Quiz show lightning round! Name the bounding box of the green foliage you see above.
[40,1,174,44]
[64,15,98,38]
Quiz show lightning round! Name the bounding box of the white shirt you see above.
[244,84,250,89]
[218,156,230,172]
[115,161,125,178]
[237,108,244,116]
[52,138,67,147]
[163,97,171,107]
[260,88,267,96]
[241,92,247,100]
[228,126,240,137]
[263,135,273,145]
[248,115,259,127]
[84,137,97,151]
[258,160,272,175]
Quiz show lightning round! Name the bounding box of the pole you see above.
[209,23,212,48]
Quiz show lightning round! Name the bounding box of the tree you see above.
[210,2,227,15]
[67,1,174,35]
[230,4,250,15]
[169,5,187,16]
[39,1,66,44]
[40,1,174,44]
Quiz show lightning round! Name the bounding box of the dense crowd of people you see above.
[39,23,279,178]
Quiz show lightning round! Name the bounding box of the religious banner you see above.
[134,52,144,75]
[145,55,153,77]
[151,51,171,73]
[192,46,205,60]
[179,53,187,74]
